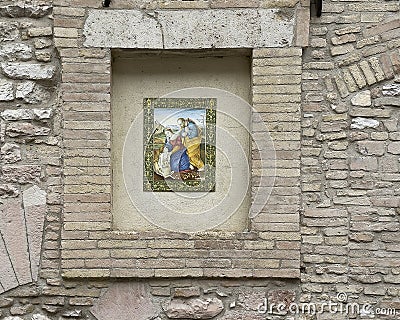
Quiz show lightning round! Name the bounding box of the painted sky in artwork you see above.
[154,108,205,131]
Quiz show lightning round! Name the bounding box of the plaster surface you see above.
[84,9,295,49]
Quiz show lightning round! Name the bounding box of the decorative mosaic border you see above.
[143,98,216,192]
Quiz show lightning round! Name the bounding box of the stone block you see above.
[389,50,400,74]
[163,297,224,319]
[380,53,395,79]
[349,232,374,243]
[6,122,50,137]
[351,117,379,130]
[369,57,385,82]
[1,109,33,121]
[383,83,400,96]
[295,7,310,47]
[331,44,354,56]
[337,52,362,67]
[211,0,260,8]
[28,27,53,37]
[332,33,356,45]
[304,61,334,70]
[83,9,295,49]
[388,142,400,154]
[364,17,400,37]
[23,185,47,282]
[334,75,349,97]
[15,81,35,100]
[371,132,389,140]
[357,141,385,156]
[1,165,41,184]
[35,49,52,62]
[33,108,53,120]
[91,282,159,320]
[15,81,50,104]
[173,287,201,298]
[0,184,19,198]
[362,44,387,57]
[0,143,21,163]
[335,26,361,35]
[0,4,51,18]
[359,60,377,85]
[0,225,19,293]
[0,22,19,41]
[304,208,347,218]
[1,62,55,80]
[0,79,14,101]
[350,108,391,118]
[310,37,326,48]
[31,315,52,320]
[356,35,380,49]
[375,97,400,107]
[350,90,371,107]
[341,68,357,92]
[350,157,378,171]
[34,38,52,49]
[0,43,32,61]
[0,198,32,286]
[349,64,367,88]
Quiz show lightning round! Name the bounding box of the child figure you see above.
[158,146,173,178]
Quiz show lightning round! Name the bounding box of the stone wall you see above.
[300,0,400,318]
[0,0,64,317]
[0,0,398,320]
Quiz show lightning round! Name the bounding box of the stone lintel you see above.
[83,9,296,49]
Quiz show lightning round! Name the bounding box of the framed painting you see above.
[143,98,216,192]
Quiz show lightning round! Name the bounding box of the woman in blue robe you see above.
[164,129,191,172]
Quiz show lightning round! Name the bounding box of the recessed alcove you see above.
[59,4,304,278]
[111,50,252,232]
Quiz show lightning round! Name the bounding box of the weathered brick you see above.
[334,75,349,98]
[356,35,380,49]
[341,68,357,92]
[368,57,386,82]
[28,27,53,37]
[331,44,354,56]
[335,26,361,36]
[331,33,356,45]
[349,64,367,88]
[359,60,377,85]
[364,18,400,37]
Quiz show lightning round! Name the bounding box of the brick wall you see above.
[55,0,303,280]
[0,0,399,319]
[300,0,400,317]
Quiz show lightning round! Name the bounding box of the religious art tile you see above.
[143,98,216,192]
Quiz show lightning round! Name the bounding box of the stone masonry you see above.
[0,0,398,320]
[301,0,400,318]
